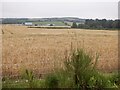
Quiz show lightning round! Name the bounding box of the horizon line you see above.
[0,17,118,20]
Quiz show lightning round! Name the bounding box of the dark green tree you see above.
[71,22,78,28]
[50,24,53,26]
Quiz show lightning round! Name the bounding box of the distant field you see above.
[32,21,67,26]
[65,21,84,26]
[2,25,118,77]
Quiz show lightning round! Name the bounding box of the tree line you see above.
[71,19,120,30]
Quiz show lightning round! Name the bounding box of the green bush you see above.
[45,74,59,88]
[53,69,75,88]
[64,49,95,88]
[43,49,118,89]
[63,49,118,89]
[109,72,120,87]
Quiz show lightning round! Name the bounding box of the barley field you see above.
[2,25,118,78]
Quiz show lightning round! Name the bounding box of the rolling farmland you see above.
[2,25,118,78]
[32,21,67,26]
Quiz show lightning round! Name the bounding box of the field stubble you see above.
[2,25,118,78]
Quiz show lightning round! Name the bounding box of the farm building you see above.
[24,22,33,26]
[47,24,55,26]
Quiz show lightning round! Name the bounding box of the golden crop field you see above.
[2,25,118,78]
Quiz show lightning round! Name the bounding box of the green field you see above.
[32,21,67,26]
[65,21,84,26]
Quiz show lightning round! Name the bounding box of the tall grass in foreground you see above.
[45,48,119,89]
[24,69,35,88]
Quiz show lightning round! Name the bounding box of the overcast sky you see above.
[1,0,119,19]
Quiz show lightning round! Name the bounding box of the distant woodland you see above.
[1,18,120,30]
[72,19,120,30]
